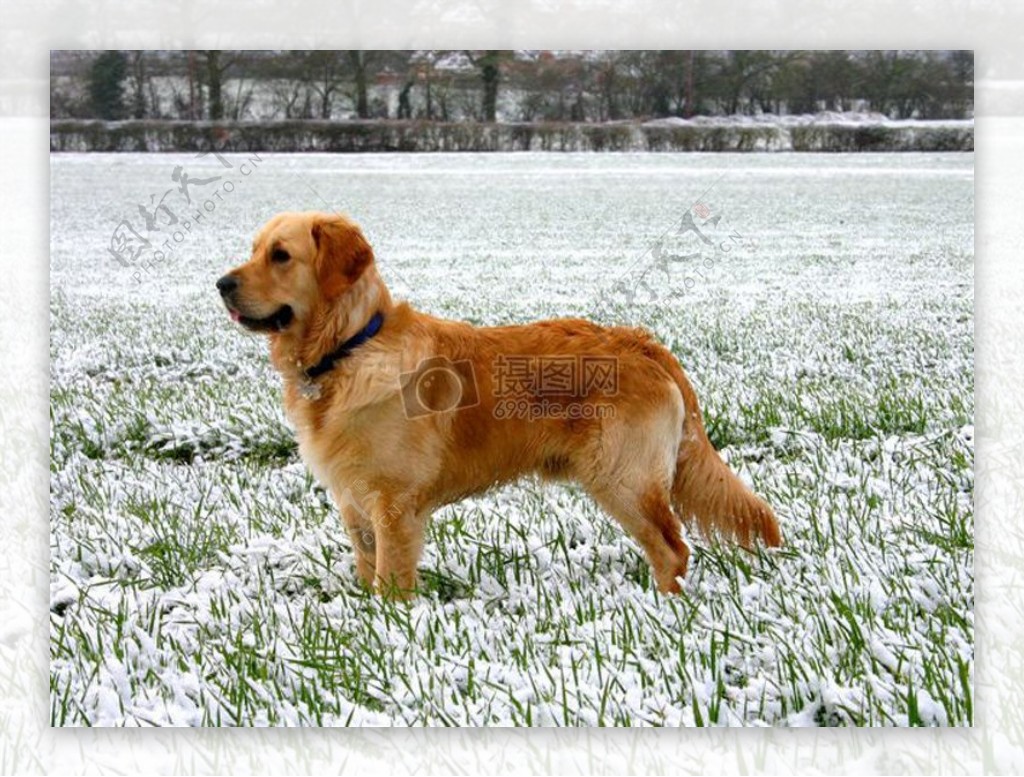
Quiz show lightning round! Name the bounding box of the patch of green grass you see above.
[125,494,240,589]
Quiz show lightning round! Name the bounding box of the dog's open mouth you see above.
[229,305,294,332]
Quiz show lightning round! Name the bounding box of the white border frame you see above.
[3,2,1015,772]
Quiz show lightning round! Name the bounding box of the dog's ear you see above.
[311,215,374,300]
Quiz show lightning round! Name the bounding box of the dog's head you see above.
[217,211,374,334]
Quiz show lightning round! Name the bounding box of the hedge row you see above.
[50,119,974,153]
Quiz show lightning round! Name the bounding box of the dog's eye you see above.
[271,248,290,264]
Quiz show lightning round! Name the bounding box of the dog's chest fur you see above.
[282,369,444,506]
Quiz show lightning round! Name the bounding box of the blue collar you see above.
[304,311,384,380]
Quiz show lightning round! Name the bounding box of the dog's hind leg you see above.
[589,483,690,594]
[580,384,691,593]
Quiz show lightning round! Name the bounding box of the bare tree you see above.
[203,50,228,120]
[411,50,463,120]
[51,49,976,124]
[344,51,371,118]
[49,51,93,118]
[465,50,510,122]
[595,51,623,121]
[256,52,311,119]
[297,51,346,119]
[715,50,797,115]
[269,79,311,119]
[187,50,199,119]
[410,50,445,120]
[228,76,255,120]
[127,51,148,119]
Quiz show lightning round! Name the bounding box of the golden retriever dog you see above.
[218,211,781,599]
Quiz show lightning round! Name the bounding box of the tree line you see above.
[52,50,974,123]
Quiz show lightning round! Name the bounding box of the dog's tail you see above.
[672,425,781,548]
[649,340,782,548]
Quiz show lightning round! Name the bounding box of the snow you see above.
[49,150,973,727]
[642,111,974,129]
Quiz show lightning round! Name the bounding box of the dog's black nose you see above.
[216,275,239,297]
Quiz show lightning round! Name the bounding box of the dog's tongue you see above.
[230,310,241,322]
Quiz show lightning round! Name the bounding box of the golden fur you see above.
[219,211,781,598]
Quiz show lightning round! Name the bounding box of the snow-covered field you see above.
[49,151,974,727]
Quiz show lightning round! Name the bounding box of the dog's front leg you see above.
[372,499,426,600]
[339,502,377,588]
